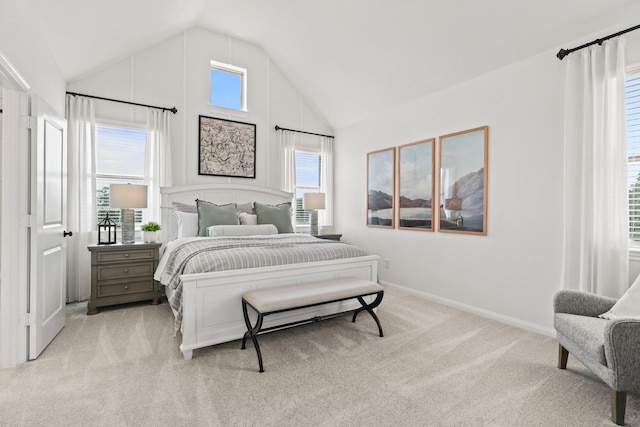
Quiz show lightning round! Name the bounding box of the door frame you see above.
[0,50,32,368]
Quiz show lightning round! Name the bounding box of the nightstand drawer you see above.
[96,248,156,263]
[98,279,155,297]
[97,262,155,280]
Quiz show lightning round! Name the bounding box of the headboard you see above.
[160,183,294,242]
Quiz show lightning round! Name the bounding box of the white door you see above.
[28,96,67,359]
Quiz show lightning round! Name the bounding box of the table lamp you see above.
[110,183,148,244]
[303,192,325,236]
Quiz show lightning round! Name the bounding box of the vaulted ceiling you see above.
[24,0,640,128]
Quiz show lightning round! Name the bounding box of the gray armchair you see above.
[553,289,640,425]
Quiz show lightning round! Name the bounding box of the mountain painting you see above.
[367,147,395,227]
[398,138,434,230]
[438,126,488,235]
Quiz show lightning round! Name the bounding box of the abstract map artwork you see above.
[199,115,256,178]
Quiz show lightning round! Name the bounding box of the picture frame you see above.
[397,138,435,231]
[437,126,488,235]
[367,147,395,228]
[198,115,256,178]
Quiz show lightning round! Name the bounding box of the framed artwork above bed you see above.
[198,115,256,178]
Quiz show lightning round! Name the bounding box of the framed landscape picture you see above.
[199,115,256,178]
[367,147,395,228]
[398,138,435,231]
[437,126,488,235]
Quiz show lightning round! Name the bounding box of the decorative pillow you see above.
[196,199,238,236]
[254,202,293,234]
[172,201,197,213]
[600,275,640,320]
[238,212,258,225]
[236,202,255,215]
[207,224,278,237]
[175,211,199,239]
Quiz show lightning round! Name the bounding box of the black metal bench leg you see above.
[352,291,384,337]
[241,300,265,373]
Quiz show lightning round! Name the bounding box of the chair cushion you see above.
[554,313,608,365]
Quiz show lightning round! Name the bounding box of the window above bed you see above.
[210,60,247,111]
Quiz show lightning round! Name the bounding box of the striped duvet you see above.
[153,234,369,331]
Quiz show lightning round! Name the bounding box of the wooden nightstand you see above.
[87,242,162,315]
[313,234,342,241]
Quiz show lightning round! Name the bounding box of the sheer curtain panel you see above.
[319,136,334,229]
[562,37,629,298]
[66,95,96,302]
[145,109,172,230]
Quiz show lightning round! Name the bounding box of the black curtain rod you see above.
[66,91,178,114]
[557,23,640,60]
[274,125,334,139]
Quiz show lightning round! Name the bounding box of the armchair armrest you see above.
[604,319,640,392]
[554,289,617,317]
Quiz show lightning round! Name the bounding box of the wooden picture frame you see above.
[437,126,488,235]
[397,138,435,231]
[198,115,256,178]
[367,147,395,228]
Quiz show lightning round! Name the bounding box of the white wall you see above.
[0,2,66,112]
[67,27,331,189]
[335,29,640,335]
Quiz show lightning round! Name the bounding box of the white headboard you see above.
[160,183,294,242]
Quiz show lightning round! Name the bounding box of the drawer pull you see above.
[124,253,130,257]
[124,285,129,289]
[124,269,129,273]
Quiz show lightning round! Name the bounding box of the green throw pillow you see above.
[196,200,238,236]
[254,202,293,234]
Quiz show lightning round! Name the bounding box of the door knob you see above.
[63,231,73,237]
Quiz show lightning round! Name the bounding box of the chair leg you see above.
[557,344,568,369]
[612,390,627,426]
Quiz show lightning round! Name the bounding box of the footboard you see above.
[178,255,379,359]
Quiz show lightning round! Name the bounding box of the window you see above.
[210,60,247,111]
[295,150,321,226]
[95,123,147,226]
[628,70,640,239]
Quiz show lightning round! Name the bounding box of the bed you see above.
[157,183,379,360]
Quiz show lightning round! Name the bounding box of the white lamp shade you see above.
[110,184,148,208]
[303,192,325,210]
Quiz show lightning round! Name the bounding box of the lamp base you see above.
[121,208,136,244]
[310,210,318,236]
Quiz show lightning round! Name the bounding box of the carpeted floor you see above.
[0,286,637,426]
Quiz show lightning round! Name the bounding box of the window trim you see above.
[209,59,248,112]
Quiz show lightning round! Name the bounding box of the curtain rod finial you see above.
[557,48,569,60]
[170,107,178,114]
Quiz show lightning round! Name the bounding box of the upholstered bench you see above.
[241,277,384,372]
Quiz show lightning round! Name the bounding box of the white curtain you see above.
[279,130,297,193]
[145,109,172,229]
[66,95,96,302]
[562,37,629,298]
[319,136,334,230]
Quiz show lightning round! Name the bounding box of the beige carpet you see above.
[1,286,638,426]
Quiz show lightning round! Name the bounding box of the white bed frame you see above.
[160,184,379,360]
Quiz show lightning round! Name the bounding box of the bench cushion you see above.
[243,277,383,313]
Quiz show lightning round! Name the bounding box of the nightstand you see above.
[313,234,342,241]
[87,242,162,315]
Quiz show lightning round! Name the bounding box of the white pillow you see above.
[207,224,278,237]
[175,211,199,239]
[599,275,640,320]
[238,212,258,225]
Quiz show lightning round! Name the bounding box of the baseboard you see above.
[380,280,556,338]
